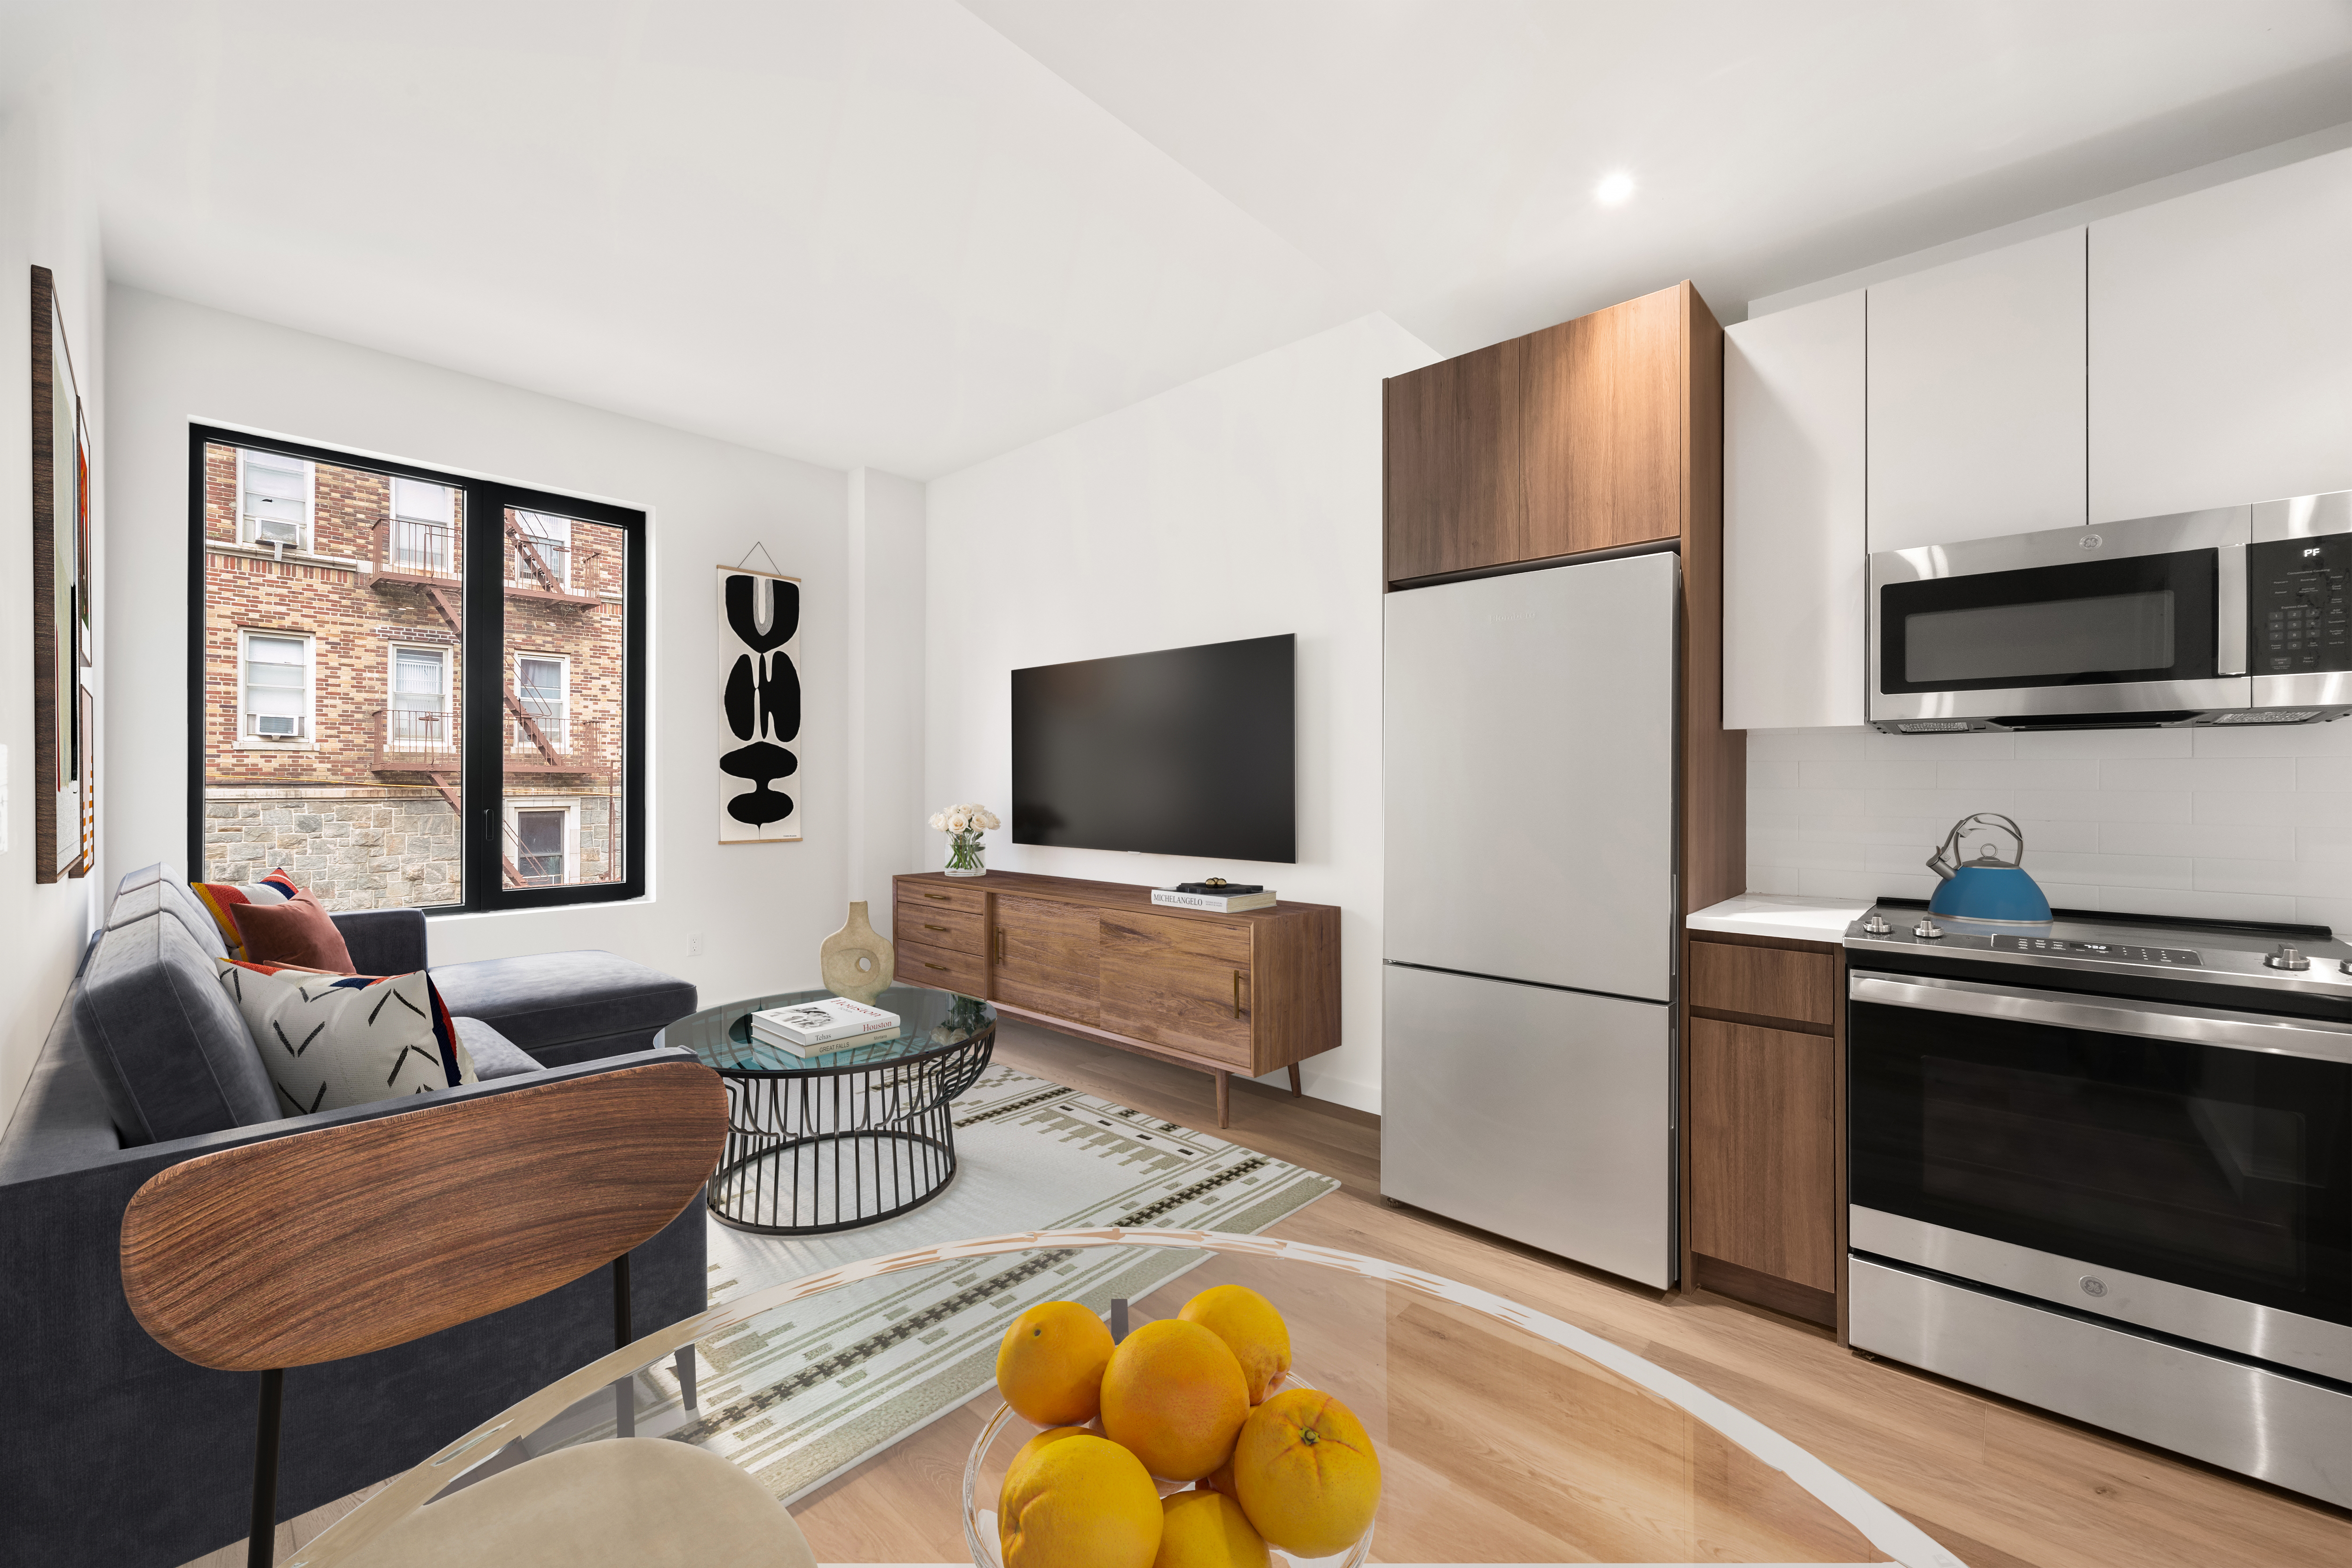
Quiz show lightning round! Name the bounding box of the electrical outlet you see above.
[686,933,706,958]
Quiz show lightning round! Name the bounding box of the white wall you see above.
[923,313,1438,1114]
[103,287,900,1010]
[0,54,105,1122]
[1747,724,2352,933]
[845,467,928,927]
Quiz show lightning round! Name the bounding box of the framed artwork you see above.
[715,565,802,842]
[30,264,90,881]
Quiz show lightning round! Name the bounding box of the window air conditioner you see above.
[254,716,300,738]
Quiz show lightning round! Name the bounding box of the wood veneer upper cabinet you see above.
[2089,144,2352,522]
[1384,283,1704,584]
[992,895,1099,1027]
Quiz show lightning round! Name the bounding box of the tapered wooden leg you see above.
[1287,1064,1302,1098]
[1215,1070,1231,1129]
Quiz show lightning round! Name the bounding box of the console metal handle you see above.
[924,962,948,972]
[1232,970,1246,1019]
[923,923,951,932]
[1850,970,2352,1065]
[922,892,952,900]
[995,927,1006,964]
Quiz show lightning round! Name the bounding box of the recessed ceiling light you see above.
[1595,171,1636,207]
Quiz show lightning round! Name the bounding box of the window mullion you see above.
[461,480,507,911]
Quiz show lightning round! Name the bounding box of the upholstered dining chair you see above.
[116,1057,812,1568]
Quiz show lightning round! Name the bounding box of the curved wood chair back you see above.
[120,1059,727,1372]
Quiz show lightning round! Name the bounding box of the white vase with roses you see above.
[929,803,999,877]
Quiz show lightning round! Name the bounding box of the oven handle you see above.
[1849,970,2352,1066]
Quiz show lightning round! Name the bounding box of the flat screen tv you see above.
[1012,634,1295,863]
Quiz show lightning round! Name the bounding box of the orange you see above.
[999,1425,1090,1529]
[1100,1318,1250,1481]
[998,1432,1162,1568]
[1153,1488,1269,1568]
[1231,1388,1381,1558]
[1177,1285,1292,1404]
[1198,1454,1239,1503]
[996,1301,1115,1426]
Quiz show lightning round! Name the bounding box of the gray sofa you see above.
[0,864,709,1568]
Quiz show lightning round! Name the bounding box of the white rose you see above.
[979,810,1001,830]
[947,812,969,833]
[929,812,946,831]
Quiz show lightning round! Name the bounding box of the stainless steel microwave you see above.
[1868,491,2352,733]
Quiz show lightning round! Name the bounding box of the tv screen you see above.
[1012,634,1295,863]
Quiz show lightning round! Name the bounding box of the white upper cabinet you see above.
[2089,144,2352,523]
[1724,291,1866,730]
[1866,226,2087,552]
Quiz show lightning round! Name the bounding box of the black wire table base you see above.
[705,1026,994,1235]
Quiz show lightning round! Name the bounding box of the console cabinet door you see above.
[1867,227,2086,552]
[1724,290,1866,729]
[1097,912,1253,1067]
[1689,1016,1837,1296]
[992,896,1099,1026]
[2089,144,2352,522]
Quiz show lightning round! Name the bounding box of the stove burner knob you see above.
[1860,913,1892,936]
[2265,943,2311,972]
[1913,918,1945,940]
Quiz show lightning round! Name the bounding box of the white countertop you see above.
[1687,893,1869,943]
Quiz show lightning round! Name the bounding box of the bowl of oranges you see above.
[965,1284,1380,1568]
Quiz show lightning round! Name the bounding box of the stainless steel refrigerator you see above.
[1381,550,1678,1288]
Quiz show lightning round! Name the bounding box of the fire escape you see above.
[363,515,613,885]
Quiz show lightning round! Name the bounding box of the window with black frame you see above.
[188,426,645,912]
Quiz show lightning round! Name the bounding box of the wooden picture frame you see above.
[31,264,90,881]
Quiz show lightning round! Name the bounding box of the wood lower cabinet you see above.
[1684,931,1844,1330]
[893,870,1341,1128]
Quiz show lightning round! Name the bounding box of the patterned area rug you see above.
[557,1063,1338,1504]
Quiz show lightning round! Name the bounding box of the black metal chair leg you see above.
[249,1368,284,1568]
[613,1253,634,1439]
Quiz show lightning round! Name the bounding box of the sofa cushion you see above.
[104,875,229,959]
[430,951,697,1060]
[453,1017,540,1080]
[73,912,280,1145]
[218,962,475,1118]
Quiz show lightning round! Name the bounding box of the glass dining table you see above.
[283,1229,1966,1567]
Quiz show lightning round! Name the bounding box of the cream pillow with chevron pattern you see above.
[216,960,479,1120]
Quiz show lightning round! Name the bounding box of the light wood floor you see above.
[189,1021,2352,1566]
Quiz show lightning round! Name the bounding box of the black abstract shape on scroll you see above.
[722,573,802,832]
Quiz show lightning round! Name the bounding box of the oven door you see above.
[1849,971,2352,1380]
[1869,507,2249,727]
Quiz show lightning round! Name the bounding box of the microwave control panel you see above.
[2250,533,2350,674]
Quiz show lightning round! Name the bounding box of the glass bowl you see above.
[961,1368,1374,1568]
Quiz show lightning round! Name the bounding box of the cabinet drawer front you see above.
[1097,912,1252,1068]
[896,901,985,957]
[897,880,988,916]
[895,936,987,996]
[1689,940,1835,1029]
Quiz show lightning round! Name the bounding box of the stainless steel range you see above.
[1843,902,2352,1508]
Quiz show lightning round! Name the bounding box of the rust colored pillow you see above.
[228,888,357,975]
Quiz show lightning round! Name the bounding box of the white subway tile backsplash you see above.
[1746,724,2352,931]
[2099,756,2299,793]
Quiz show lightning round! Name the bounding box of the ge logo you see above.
[2078,534,2104,550]
[2080,1276,2108,1298]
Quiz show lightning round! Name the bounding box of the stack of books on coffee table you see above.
[748,997,903,1058]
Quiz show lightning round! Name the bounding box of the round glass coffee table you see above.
[299,1230,1967,1568]
[654,984,995,1234]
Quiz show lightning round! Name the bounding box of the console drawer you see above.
[896,901,986,957]
[895,936,987,995]
[897,879,989,916]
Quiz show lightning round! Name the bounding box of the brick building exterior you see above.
[200,442,626,909]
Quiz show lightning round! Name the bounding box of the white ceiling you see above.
[40,1,2352,478]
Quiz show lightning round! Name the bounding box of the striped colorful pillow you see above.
[192,871,302,961]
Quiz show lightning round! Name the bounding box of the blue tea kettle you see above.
[1926,812,2052,923]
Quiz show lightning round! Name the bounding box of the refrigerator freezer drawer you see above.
[1381,963,1675,1288]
